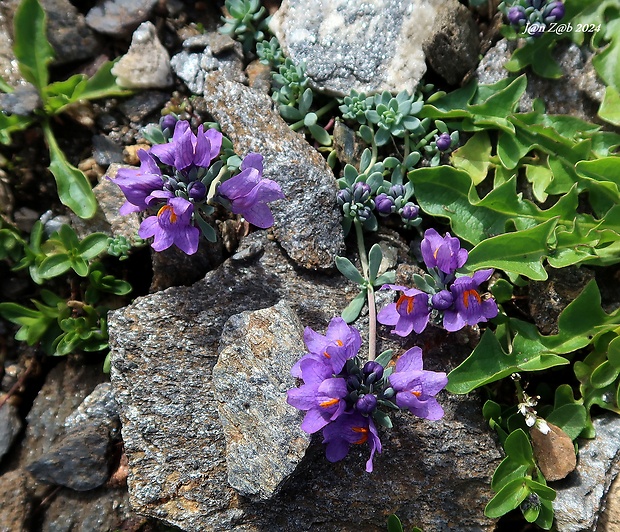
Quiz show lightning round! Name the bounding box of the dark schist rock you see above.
[109,231,501,531]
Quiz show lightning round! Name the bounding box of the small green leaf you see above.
[525,478,556,501]
[308,123,332,146]
[375,349,394,368]
[195,214,217,242]
[43,121,97,219]
[386,514,404,532]
[590,360,620,389]
[335,256,365,284]
[490,279,514,303]
[13,0,54,91]
[78,60,133,101]
[368,244,382,283]
[599,86,620,126]
[485,478,530,519]
[374,271,395,286]
[341,290,366,323]
[372,409,393,428]
[38,253,72,278]
[546,404,587,440]
[78,233,110,260]
[70,256,89,277]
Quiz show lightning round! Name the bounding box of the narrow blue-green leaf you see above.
[42,121,97,219]
[375,349,393,368]
[13,0,54,91]
[368,244,382,283]
[341,290,366,323]
[335,256,365,285]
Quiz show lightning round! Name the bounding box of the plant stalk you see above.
[354,218,377,361]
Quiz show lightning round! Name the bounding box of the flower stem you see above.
[354,218,377,361]
[206,166,229,204]
[290,100,338,131]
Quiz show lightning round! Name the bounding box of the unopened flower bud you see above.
[431,290,454,311]
[374,193,395,216]
[401,202,419,220]
[356,393,378,415]
[352,182,371,203]
[388,184,406,200]
[357,205,373,221]
[382,387,395,399]
[363,361,384,384]
[507,6,527,25]
[188,181,207,202]
[546,1,565,20]
[436,132,452,152]
[160,114,178,132]
[347,374,362,390]
[337,189,352,206]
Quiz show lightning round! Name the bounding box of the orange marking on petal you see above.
[157,204,177,223]
[352,426,369,445]
[323,351,331,359]
[319,398,339,408]
[336,339,344,346]
[411,390,422,397]
[397,294,415,314]
[463,289,481,309]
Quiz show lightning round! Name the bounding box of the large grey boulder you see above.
[270,0,479,96]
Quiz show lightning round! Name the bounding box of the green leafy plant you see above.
[0,222,132,368]
[219,0,270,53]
[1,0,131,218]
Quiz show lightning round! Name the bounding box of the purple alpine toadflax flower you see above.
[138,197,200,255]
[388,347,448,420]
[322,411,382,473]
[377,284,430,336]
[421,228,468,275]
[443,269,499,332]
[292,317,362,377]
[436,132,452,151]
[150,120,222,173]
[286,357,349,433]
[217,153,285,229]
[111,149,163,215]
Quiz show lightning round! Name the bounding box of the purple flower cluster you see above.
[108,120,284,255]
[378,229,498,335]
[503,0,565,37]
[287,317,448,472]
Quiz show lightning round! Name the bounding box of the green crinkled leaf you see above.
[465,218,558,280]
[78,60,133,101]
[42,121,97,219]
[450,131,491,185]
[0,113,33,145]
[43,74,87,114]
[525,164,553,203]
[13,0,54,91]
[505,36,562,79]
[599,86,620,126]
[446,329,570,394]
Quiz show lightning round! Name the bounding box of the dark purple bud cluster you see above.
[501,0,565,38]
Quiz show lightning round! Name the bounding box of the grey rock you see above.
[64,382,119,430]
[170,32,245,94]
[0,7,24,89]
[26,423,112,491]
[202,73,344,269]
[111,22,173,89]
[92,134,124,167]
[41,487,133,532]
[86,0,158,37]
[118,91,170,123]
[555,415,620,531]
[0,469,33,532]
[16,359,106,467]
[0,83,41,116]
[333,119,366,167]
[528,266,595,336]
[109,231,500,531]
[41,0,100,65]
[422,1,480,86]
[476,39,603,122]
[270,0,478,96]
[213,301,311,500]
[0,403,22,460]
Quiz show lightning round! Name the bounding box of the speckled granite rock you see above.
[270,0,479,96]
[85,0,158,37]
[0,403,22,460]
[554,415,620,532]
[109,231,501,531]
[202,72,344,270]
[213,301,311,500]
[0,469,33,532]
